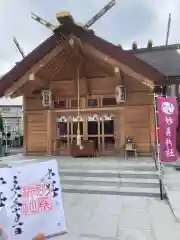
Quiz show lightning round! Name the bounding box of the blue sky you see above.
[0,0,180,104]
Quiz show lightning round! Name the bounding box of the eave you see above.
[0,23,165,98]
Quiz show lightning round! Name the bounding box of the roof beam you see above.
[50,50,76,79]
[12,75,122,98]
[51,76,121,97]
[5,45,64,97]
[79,49,92,96]
[72,36,115,76]
[83,43,155,90]
[85,77,91,96]
[72,37,114,95]
[11,76,47,98]
[114,67,123,85]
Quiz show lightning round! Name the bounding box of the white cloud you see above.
[1,0,180,71]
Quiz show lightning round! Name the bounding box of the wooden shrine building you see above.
[0,17,165,156]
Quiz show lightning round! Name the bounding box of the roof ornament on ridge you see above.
[0,0,166,99]
[31,0,116,33]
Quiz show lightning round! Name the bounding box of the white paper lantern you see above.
[41,90,52,107]
[115,85,126,103]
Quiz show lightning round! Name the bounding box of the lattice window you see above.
[54,100,66,108]
[102,97,116,106]
[71,100,78,108]
[88,98,98,107]
[41,90,52,107]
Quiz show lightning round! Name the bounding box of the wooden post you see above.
[149,105,155,146]
[83,115,88,140]
[119,109,125,151]
[52,112,57,155]
[114,113,120,152]
[46,110,53,155]
[97,117,100,151]
[23,96,28,155]
[101,119,105,151]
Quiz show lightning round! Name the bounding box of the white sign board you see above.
[0,160,66,240]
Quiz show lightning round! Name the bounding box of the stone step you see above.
[60,165,156,172]
[61,176,159,183]
[60,169,158,179]
[61,176,160,188]
[60,167,161,197]
[62,184,163,198]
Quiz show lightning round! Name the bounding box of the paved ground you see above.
[0,154,155,168]
[8,147,23,154]
[54,193,180,240]
[1,155,180,239]
[163,166,180,222]
[0,147,23,157]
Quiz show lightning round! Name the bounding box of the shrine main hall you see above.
[0,15,165,157]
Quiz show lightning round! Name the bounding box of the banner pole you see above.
[153,93,164,200]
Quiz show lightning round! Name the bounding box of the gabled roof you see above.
[0,23,165,97]
[0,35,58,97]
[127,44,180,77]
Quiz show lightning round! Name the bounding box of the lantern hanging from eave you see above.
[41,90,52,107]
[115,85,126,103]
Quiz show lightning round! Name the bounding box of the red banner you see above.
[157,96,178,162]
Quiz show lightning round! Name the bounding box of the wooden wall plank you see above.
[23,96,28,155]
[24,73,153,155]
[125,92,153,105]
[124,106,151,153]
[26,111,47,153]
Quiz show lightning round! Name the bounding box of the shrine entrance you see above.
[56,114,116,155]
[86,114,115,155]
[56,116,83,155]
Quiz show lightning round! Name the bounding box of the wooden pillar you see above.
[23,96,28,155]
[114,113,121,152]
[119,109,125,151]
[46,110,53,155]
[52,112,57,154]
[170,84,176,97]
[83,115,88,140]
[97,117,100,151]
[149,105,155,145]
[67,118,70,150]
[101,119,105,151]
